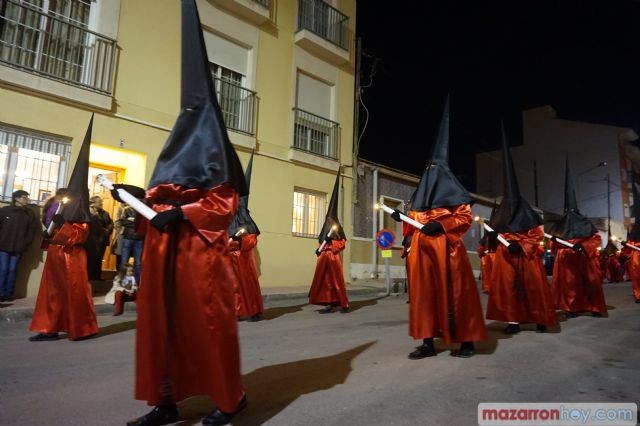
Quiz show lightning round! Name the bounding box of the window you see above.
[0,0,116,94]
[210,63,244,131]
[292,188,326,237]
[0,123,70,204]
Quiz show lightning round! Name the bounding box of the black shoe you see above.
[202,396,247,426]
[566,312,579,318]
[318,306,333,314]
[408,344,437,359]
[535,324,548,333]
[248,314,263,322]
[504,323,521,334]
[591,311,602,317]
[126,404,178,426]
[28,333,59,342]
[452,341,475,358]
[635,299,640,304]
[340,307,349,313]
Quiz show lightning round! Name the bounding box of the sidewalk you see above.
[0,277,394,323]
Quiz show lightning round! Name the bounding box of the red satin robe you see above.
[135,184,245,413]
[404,204,487,344]
[622,242,640,300]
[477,243,495,294]
[30,223,98,339]
[551,234,607,314]
[485,226,558,326]
[308,239,349,309]
[604,254,623,283]
[229,233,264,318]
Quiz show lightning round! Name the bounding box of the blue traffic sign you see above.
[376,228,396,249]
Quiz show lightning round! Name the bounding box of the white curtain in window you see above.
[203,30,248,76]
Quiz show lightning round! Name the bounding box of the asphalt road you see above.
[1,285,639,425]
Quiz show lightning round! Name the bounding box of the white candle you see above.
[375,202,424,230]
[96,174,156,220]
[318,224,338,252]
[481,222,511,247]
[543,232,574,248]
[46,196,68,235]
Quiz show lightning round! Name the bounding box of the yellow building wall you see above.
[2,0,356,295]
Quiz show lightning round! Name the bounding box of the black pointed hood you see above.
[147,0,247,196]
[410,95,474,211]
[628,176,640,241]
[549,155,597,239]
[318,171,346,242]
[489,122,542,233]
[229,152,259,236]
[62,115,92,223]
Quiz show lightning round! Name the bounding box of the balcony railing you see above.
[297,0,349,50]
[253,0,270,7]
[292,108,339,160]
[0,0,116,95]
[214,76,257,136]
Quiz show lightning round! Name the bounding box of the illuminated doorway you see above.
[88,165,123,272]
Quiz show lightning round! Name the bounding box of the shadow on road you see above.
[261,303,306,321]
[97,320,136,337]
[175,341,377,425]
[348,296,386,313]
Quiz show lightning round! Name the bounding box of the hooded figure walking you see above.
[308,170,349,313]
[549,156,607,317]
[391,96,486,359]
[228,152,264,322]
[484,123,558,334]
[621,180,640,302]
[29,116,98,341]
[126,1,248,425]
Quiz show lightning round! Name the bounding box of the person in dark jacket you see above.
[0,190,40,301]
[118,203,144,283]
[86,195,113,280]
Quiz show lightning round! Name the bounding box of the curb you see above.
[1,286,387,324]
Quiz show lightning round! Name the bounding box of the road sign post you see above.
[376,229,396,295]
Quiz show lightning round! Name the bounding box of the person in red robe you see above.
[125,2,248,425]
[601,239,623,283]
[228,152,264,322]
[29,116,98,341]
[549,156,607,317]
[391,96,486,359]
[309,171,349,313]
[484,123,558,334]
[477,232,496,294]
[621,181,640,303]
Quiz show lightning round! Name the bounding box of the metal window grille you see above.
[292,108,339,160]
[297,0,349,49]
[292,188,326,237]
[252,0,269,7]
[0,0,117,94]
[0,123,71,204]
[210,63,257,136]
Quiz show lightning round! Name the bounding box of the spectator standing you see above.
[86,195,113,280]
[118,203,144,283]
[0,190,40,301]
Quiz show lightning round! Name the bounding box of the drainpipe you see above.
[371,167,378,278]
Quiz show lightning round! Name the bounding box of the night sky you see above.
[355,1,640,191]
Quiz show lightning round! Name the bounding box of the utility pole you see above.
[607,173,611,236]
[533,160,539,207]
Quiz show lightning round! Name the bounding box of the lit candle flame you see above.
[62,197,69,204]
[474,216,480,222]
[374,203,380,210]
[331,224,338,231]
[611,235,617,242]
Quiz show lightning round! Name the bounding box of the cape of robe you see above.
[30,222,98,339]
[229,233,264,318]
[622,242,640,300]
[134,184,245,413]
[404,204,487,344]
[485,226,558,326]
[308,239,349,309]
[551,233,607,314]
